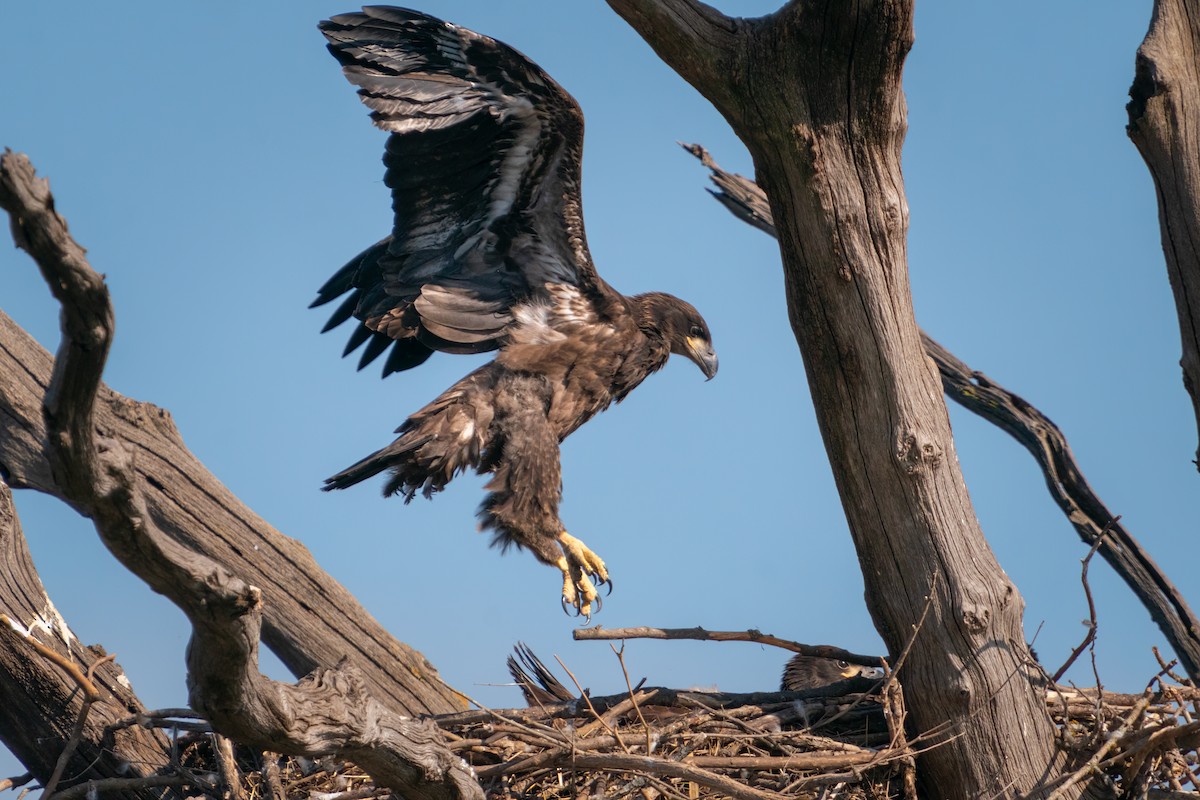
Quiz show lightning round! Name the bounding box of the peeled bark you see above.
[1128,0,1200,470]
[0,482,171,796]
[607,1,1073,796]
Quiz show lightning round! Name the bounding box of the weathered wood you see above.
[0,150,482,800]
[0,155,462,718]
[606,1,1073,796]
[574,624,884,667]
[685,142,1200,679]
[1127,0,1200,470]
[0,482,172,796]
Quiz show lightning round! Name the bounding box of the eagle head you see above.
[635,293,718,380]
[781,654,886,691]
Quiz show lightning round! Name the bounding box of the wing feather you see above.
[315,6,616,376]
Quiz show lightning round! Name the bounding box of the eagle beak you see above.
[686,336,719,381]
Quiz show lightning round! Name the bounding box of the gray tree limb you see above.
[0,482,172,797]
[684,142,1200,680]
[0,150,482,800]
[1128,0,1200,471]
[609,3,1075,797]
[0,160,462,719]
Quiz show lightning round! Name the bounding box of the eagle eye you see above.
[836,660,849,669]
[689,324,704,338]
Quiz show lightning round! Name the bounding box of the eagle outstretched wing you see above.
[314,7,718,618]
[312,6,608,376]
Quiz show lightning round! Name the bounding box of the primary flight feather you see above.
[313,6,718,616]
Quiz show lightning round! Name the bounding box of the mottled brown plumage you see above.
[780,655,884,692]
[313,7,717,615]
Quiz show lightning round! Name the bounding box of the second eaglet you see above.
[313,7,717,616]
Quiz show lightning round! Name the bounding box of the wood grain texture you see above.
[0,221,461,723]
[610,2,1077,797]
[1128,0,1200,470]
[687,142,1200,679]
[0,319,463,716]
[0,150,477,796]
[0,483,171,795]
[0,152,460,718]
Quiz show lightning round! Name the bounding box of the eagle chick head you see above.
[634,292,718,380]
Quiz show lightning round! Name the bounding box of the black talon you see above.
[603,578,614,596]
[562,596,576,617]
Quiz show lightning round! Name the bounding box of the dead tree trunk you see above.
[0,482,172,796]
[687,142,1200,679]
[0,150,483,800]
[0,308,462,721]
[1128,0,1200,472]
[607,1,1074,796]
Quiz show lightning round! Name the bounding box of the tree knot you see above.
[894,430,943,473]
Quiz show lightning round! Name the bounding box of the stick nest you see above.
[102,673,1200,800]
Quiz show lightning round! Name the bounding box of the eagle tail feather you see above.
[321,433,433,493]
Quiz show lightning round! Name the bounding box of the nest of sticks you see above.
[61,652,1200,800]
[433,662,1200,800]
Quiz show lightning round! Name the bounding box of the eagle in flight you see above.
[313,7,717,616]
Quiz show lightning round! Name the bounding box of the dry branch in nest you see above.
[0,150,482,800]
[41,662,1196,800]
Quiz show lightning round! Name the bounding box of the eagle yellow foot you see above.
[556,530,610,619]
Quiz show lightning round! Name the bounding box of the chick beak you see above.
[686,336,719,381]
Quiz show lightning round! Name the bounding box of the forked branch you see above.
[684,143,1200,680]
[0,150,483,800]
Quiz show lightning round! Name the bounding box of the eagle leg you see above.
[556,531,610,618]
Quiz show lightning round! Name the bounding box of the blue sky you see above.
[2,0,1195,781]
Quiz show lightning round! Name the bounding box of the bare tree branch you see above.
[604,0,743,119]
[684,142,1200,681]
[613,4,1072,795]
[0,481,171,795]
[1127,0,1200,470]
[0,150,483,800]
[574,625,883,667]
[0,165,463,718]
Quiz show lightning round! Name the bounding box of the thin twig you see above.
[1154,647,1193,687]
[611,643,653,753]
[0,615,100,701]
[881,566,940,697]
[111,708,207,731]
[42,774,194,800]
[1053,519,1118,683]
[441,682,570,749]
[550,752,788,800]
[555,655,630,753]
[39,652,115,799]
[1045,692,1154,800]
[575,627,882,667]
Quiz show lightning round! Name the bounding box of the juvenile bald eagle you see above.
[781,655,885,692]
[313,7,717,616]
